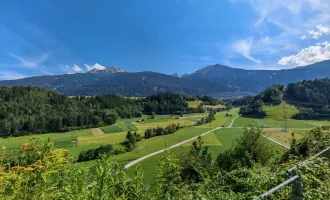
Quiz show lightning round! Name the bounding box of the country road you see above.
[124,115,240,169]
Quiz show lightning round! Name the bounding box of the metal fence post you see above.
[292,173,303,200]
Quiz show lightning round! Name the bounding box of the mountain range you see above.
[0,60,329,97]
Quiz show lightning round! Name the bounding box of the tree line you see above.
[144,123,181,139]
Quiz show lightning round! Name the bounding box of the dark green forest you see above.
[142,92,189,115]
[286,79,330,119]
[0,86,142,137]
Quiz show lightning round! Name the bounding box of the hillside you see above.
[0,71,233,97]
[237,78,330,120]
[0,86,142,137]
[285,78,330,119]
[186,60,330,93]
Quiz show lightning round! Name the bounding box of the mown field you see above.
[263,103,299,119]
[187,100,225,110]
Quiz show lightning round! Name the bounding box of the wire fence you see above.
[257,146,330,200]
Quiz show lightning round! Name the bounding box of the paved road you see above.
[124,115,240,169]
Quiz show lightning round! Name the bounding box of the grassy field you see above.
[187,100,203,108]
[0,129,92,150]
[4,104,328,183]
[233,116,317,129]
[126,125,291,183]
[0,129,93,158]
[187,100,225,110]
[263,128,307,147]
[101,125,124,133]
[133,113,209,131]
[107,127,211,165]
[126,128,245,182]
[263,103,299,119]
[198,107,239,128]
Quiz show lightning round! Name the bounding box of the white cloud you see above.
[232,39,261,64]
[0,71,26,80]
[84,63,106,71]
[308,25,330,39]
[72,64,82,72]
[7,53,48,68]
[278,41,330,66]
[300,35,306,40]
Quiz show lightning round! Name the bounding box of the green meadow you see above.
[2,104,327,183]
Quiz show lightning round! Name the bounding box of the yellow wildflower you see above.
[23,167,35,172]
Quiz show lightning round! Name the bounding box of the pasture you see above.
[263,103,299,119]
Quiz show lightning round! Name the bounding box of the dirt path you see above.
[262,135,290,149]
[124,115,240,169]
[92,128,104,136]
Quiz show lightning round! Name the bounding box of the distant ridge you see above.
[185,60,330,93]
[0,60,329,97]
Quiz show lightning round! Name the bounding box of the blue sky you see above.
[0,0,329,80]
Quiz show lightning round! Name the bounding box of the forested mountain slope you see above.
[186,60,330,93]
[285,78,330,119]
[0,71,233,97]
[0,60,329,97]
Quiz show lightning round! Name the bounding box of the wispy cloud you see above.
[7,53,49,68]
[278,41,330,66]
[0,71,26,80]
[308,25,330,39]
[72,64,83,72]
[232,39,261,64]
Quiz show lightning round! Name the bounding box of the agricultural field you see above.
[187,100,225,110]
[232,117,315,129]
[126,127,287,183]
[263,128,307,147]
[0,112,210,159]
[0,129,92,150]
[263,103,299,119]
[187,100,203,108]
[1,103,328,184]
[198,107,239,128]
